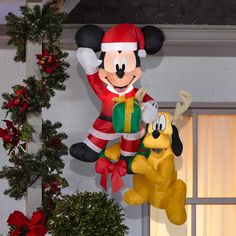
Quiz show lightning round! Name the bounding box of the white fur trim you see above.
[122,128,146,140]
[89,127,121,140]
[101,42,137,52]
[120,150,137,156]
[141,100,159,123]
[86,68,98,75]
[84,138,101,153]
[138,49,147,58]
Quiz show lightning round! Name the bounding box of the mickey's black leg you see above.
[70,142,99,162]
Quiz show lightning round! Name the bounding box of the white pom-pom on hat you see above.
[138,49,147,58]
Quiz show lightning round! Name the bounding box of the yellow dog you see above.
[101,91,191,225]
[123,91,191,225]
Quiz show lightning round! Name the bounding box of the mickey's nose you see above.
[152,130,160,139]
[116,64,125,78]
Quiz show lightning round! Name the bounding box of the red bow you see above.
[6,86,30,113]
[0,120,20,149]
[36,49,60,75]
[7,209,48,236]
[43,180,61,194]
[95,158,127,193]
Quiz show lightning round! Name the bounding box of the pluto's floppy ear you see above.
[75,25,104,52]
[171,124,183,156]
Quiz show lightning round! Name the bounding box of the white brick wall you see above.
[1,48,236,235]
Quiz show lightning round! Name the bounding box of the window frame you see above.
[143,102,236,236]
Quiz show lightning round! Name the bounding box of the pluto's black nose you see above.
[152,130,160,139]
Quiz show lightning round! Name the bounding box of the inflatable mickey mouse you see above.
[70,23,164,163]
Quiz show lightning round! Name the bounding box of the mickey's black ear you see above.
[171,124,183,156]
[75,25,104,52]
[141,26,164,55]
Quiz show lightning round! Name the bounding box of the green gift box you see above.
[112,96,141,133]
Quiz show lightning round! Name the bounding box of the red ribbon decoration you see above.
[43,180,61,194]
[95,158,127,193]
[7,209,48,236]
[36,49,60,75]
[0,120,20,148]
[6,86,30,113]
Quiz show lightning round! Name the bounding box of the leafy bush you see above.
[47,191,129,236]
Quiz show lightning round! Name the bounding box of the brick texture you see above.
[83,14,124,24]
[207,16,227,25]
[223,7,236,17]
[159,0,199,7]
[125,15,166,24]
[199,0,222,7]
[142,6,183,17]
[167,15,208,24]
[183,6,226,17]
[59,0,236,27]
[226,17,236,24]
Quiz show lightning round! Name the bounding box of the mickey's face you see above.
[98,51,141,93]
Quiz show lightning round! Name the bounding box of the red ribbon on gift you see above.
[95,158,127,193]
[7,209,48,236]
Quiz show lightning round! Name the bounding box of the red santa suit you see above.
[83,71,153,156]
[72,24,159,162]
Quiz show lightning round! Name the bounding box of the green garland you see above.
[0,1,69,207]
[6,1,66,63]
[1,2,129,235]
[0,120,68,199]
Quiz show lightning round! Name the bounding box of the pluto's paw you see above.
[131,155,152,174]
[123,189,146,205]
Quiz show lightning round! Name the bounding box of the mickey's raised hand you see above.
[76,47,102,75]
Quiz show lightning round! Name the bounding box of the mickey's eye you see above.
[114,57,119,70]
[121,57,126,66]
[158,114,166,131]
[120,57,126,71]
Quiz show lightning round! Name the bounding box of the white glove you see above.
[76,47,102,75]
[141,100,158,124]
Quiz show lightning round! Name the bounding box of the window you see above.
[150,106,236,236]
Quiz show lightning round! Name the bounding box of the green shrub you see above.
[47,191,129,236]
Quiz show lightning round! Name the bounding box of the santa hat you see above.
[101,24,146,57]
